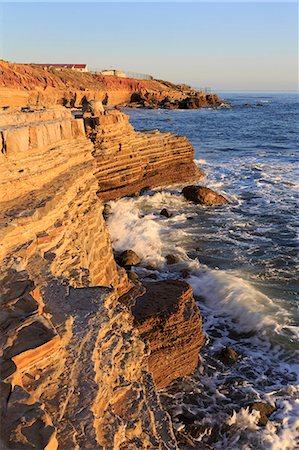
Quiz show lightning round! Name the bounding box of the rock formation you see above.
[121,281,205,389]
[0,106,205,449]
[0,60,222,110]
[182,185,229,206]
[86,110,204,201]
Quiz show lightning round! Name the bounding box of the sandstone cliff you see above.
[86,110,204,201]
[0,107,204,449]
[0,60,222,109]
[121,281,204,390]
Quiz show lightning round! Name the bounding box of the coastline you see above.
[0,91,209,449]
[0,80,298,450]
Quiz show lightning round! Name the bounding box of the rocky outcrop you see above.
[121,281,205,389]
[126,84,223,110]
[182,185,229,205]
[86,110,205,201]
[0,60,222,109]
[0,107,204,449]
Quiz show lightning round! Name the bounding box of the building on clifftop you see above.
[100,69,126,78]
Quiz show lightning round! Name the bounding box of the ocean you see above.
[107,93,299,449]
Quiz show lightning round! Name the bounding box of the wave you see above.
[188,270,285,334]
[107,197,165,266]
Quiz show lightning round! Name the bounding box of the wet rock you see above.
[160,208,172,218]
[117,250,141,268]
[218,346,239,365]
[127,271,139,282]
[166,254,179,265]
[248,401,276,426]
[182,185,229,206]
[102,203,111,220]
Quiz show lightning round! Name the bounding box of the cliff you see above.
[0,60,222,109]
[121,281,204,389]
[86,110,204,201]
[0,107,204,449]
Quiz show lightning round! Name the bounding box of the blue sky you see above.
[0,2,298,91]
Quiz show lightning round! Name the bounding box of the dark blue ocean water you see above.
[108,94,299,448]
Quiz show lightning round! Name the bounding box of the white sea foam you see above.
[195,158,209,165]
[227,407,260,430]
[188,270,289,334]
[107,197,165,266]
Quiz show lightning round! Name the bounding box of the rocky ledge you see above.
[85,110,204,201]
[0,106,205,449]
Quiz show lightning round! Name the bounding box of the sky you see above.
[0,1,298,91]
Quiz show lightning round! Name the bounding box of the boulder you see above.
[127,271,139,282]
[117,250,141,268]
[82,98,104,116]
[218,346,239,365]
[160,208,172,218]
[248,401,276,426]
[182,185,229,206]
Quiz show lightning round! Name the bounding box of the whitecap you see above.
[188,270,289,334]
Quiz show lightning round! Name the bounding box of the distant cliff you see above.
[0,60,222,109]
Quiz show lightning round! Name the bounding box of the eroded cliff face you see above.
[121,281,205,390]
[86,110,204,201]
[0,60,222,109]
[0,106,204,449]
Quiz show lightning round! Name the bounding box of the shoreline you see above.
[0,89,298,449]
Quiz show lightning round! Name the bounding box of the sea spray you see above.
[188,270,288,334]
[107,197,165,266]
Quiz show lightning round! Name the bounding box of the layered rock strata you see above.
[0,60,222,109]
[0,107,204,449]
[86,110,204,201]
[121,281,204,389]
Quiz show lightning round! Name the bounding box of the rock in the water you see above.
[117,250,141,268]
[160,208,172,218]
[218,346,239,365]
[82,98,104,116]
[182,185,229,206]
[127,271,139,282]
[102,203,111,220]
[248,401,276,426]
[166,254,179,265]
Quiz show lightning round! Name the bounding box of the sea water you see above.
[107,93,299,449]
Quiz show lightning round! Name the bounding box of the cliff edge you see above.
[0,60,222,109]
[0,106,204,449]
